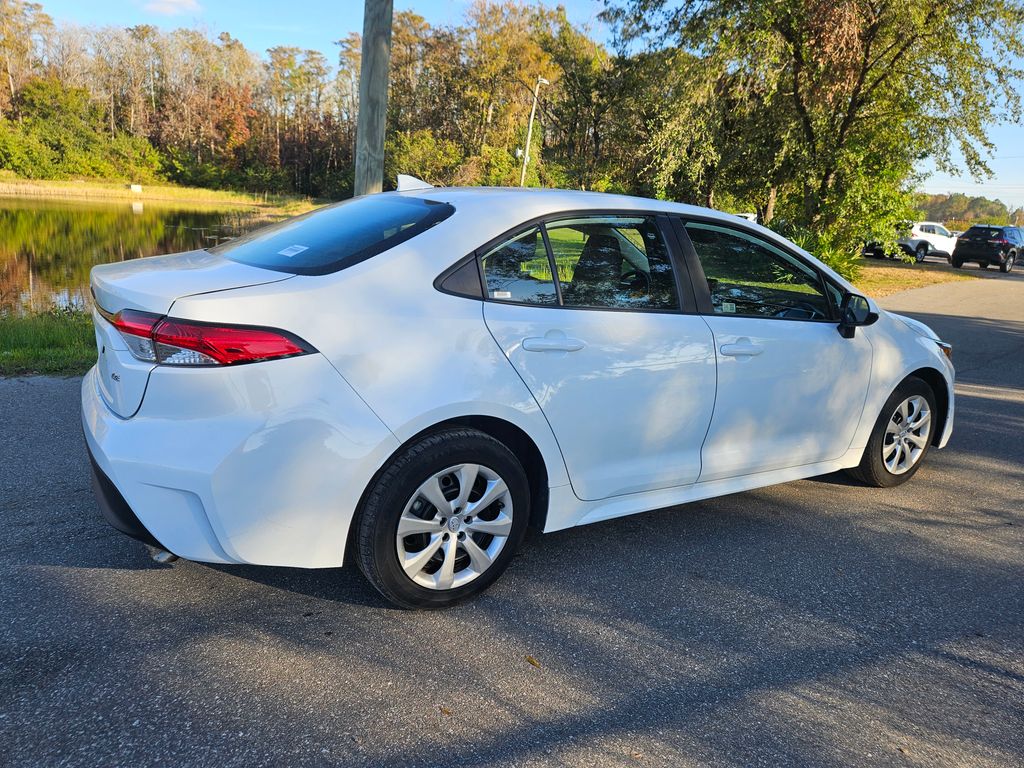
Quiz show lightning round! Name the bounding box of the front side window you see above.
[544,216,680,310]
[480,227,558,305]
[684,222,831,321]
[212,195,454,275]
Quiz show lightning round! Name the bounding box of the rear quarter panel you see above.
[167,220,572,491]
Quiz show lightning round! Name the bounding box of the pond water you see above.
[0,197,283,316]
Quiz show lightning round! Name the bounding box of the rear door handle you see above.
[522,336,585,353]
[720,342,763,357]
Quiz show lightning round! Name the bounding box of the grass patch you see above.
[852,257,978,298]
[0,310,95,376]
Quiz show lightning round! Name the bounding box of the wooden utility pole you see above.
[354,0,393,196]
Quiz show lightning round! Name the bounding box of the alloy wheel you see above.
[395,463,513,590]
[882,395,932,475]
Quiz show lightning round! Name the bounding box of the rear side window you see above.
[211,195,454,275]
[480,227,559,305]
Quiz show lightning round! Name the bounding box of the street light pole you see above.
[519,77,549,188]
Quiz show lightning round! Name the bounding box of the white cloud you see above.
[143,0,202,16]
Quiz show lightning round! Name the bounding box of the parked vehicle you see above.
[951,224,1021,272]
[862,221,916,261]
[83,185,955,608]
[902,222,959,262]
[865,222,959,262]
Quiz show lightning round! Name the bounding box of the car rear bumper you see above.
[81,355,400,568]
[87,445,163,549]
[954,247,1007,264]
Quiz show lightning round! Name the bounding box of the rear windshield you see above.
[210,195,455,275]
[963,226,1005,239]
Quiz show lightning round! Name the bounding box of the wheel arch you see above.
[906,367,949,447]
[345,415,551,564]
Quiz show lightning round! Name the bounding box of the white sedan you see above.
[82,186,955,608]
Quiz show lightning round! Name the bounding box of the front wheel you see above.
[951,257,963,269]
[354,428,530,609]
[1000,253,1016,273]
[847,377,936,488]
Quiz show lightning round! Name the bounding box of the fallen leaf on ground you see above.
[526,655,541,668]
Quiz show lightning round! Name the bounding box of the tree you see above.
[0,0,52,118]
[603,0,1024,271]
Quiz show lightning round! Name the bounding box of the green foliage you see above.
[787,228,861,282]
[604,0,1024,272]
[0,78,162,182]
[385,130,463,186]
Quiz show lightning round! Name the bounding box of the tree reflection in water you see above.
[0,198,278,315]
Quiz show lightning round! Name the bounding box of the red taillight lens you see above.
[97,306,314,367]
[152,319,312,366]
[107,309,161,337]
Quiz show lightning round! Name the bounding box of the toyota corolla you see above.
[82,184,954,608]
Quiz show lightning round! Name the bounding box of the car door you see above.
[481,214,717,501]
[932,224,956,254]
[676,219,873,482]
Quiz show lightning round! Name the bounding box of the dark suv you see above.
[951,225,1022,273]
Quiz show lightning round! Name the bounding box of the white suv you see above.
[902,222,958,262]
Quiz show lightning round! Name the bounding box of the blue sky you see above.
[41,0,1024,208]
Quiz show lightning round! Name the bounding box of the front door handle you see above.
[720,342,763,357]
[522,336,585,353]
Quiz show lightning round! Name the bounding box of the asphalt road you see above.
[2,273,1022,767]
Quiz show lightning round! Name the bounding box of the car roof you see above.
[406,186,779,244]
[409,186,712,217]
[396,185,858,294]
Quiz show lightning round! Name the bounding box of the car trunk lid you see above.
[90,250,294,417]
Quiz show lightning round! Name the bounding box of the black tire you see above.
[979,262,989,269]
[846,377,937,488]
[1000,253,1016,273]
[354,428,530,609]
[951,258,963,269]
[915,243,928,263]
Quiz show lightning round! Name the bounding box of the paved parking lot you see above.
[1,274,1022,767]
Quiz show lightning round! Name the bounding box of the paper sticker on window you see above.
[277,244,309,258]
[492,290,512,299]
[721,301,736,313]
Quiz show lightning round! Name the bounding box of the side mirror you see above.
[838,292,878,338]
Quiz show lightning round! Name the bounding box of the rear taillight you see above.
[98,308,315,366]
[988,238,1010,246]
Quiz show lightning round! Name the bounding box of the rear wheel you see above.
[915,243,928,263]
[1000,253,1016,273]
[951,257,963,269]
[355,428,530,609]
[847,377,936,488]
